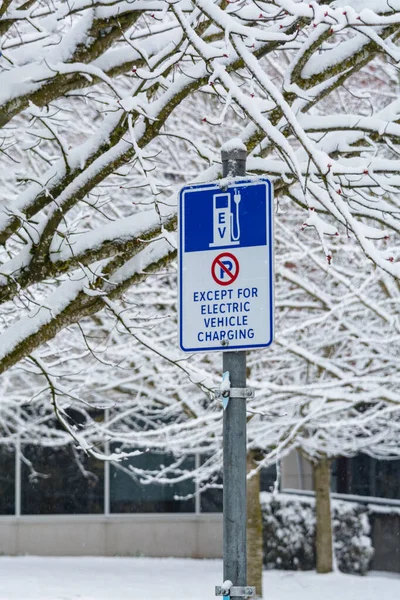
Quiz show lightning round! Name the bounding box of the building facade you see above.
[1,441,399,557]
[0,442,277,556]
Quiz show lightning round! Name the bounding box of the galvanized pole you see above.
[221,144,247,600]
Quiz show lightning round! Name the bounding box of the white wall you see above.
[0,514,223,557]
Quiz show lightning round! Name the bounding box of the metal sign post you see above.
[178,142,274,599]
[221,146,249,600]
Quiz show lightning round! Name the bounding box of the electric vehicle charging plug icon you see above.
[232,188,241,241]
[209,188,241,248]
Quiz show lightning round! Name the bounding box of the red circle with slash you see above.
[211,252,240,286]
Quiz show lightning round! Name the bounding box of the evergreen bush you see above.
[260,492,374,575]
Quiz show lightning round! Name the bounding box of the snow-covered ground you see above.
[0,557,398,600]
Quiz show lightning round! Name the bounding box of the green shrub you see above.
[260,492,374,575]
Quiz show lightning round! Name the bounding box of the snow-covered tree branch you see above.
[1,0,400,372]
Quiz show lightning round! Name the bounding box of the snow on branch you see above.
[1,0,400,392]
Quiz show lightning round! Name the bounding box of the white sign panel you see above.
[178,178,274,352]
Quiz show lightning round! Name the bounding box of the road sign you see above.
[178,178,274,352]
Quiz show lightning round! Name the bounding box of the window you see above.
[199,458,277,513]
[260,464,277,492]
[110,452,195,513]
[199,454,222,513]
[333,454,400,500]
[21,444,104,515]
[0,445,15,515]
[200,477,223,513]
[375,459,400,499]
[348,454,374,497]
[200,485,223,513]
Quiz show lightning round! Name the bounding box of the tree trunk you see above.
[313,456,333,574]
[247,450,263,597]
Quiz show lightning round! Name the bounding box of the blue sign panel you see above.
[178,178,274,353]
[183,181,269,252]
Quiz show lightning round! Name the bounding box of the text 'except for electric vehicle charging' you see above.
[194,287,258,343]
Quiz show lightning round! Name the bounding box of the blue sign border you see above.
[178,178,274,353]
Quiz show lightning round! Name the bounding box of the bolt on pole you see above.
[221,144,248,600]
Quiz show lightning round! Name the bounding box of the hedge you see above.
[260,492,374,575]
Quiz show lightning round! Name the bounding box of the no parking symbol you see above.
[211,252,239,286]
